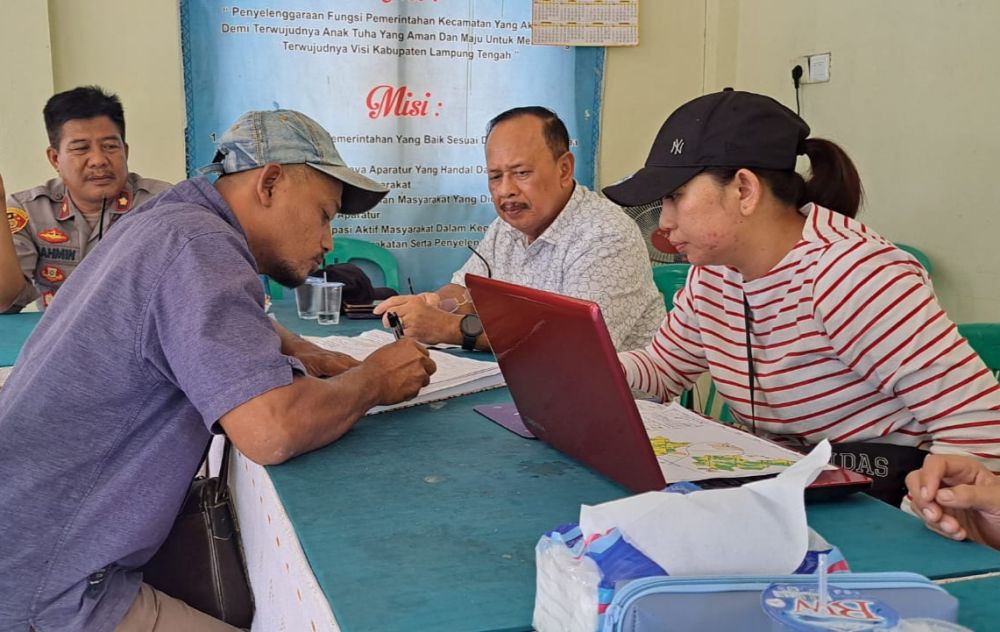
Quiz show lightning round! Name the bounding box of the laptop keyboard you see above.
[687,474,866,503]
[696,475,771,489]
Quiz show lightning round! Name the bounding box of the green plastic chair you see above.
[651,263,691,310]
[326,237,401,292]
[680,373,734,424]
[702,381,733,424]
[894,243,932,275]
[958,323,1000,379]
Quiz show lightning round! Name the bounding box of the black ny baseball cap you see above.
[603,89,810,207]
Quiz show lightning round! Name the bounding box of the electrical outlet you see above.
[790,53,832,85]
[808,53,831,83]
[790,55,810,83]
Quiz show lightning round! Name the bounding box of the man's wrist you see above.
[275,324,315,356]
[439,311,464,346]
[351,361,388,408]
[459,313,483,350]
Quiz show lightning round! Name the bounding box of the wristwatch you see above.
[459,314,483,351]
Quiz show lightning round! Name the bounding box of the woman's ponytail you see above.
[800,138,864,218]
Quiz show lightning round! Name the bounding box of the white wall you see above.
[48,0,187,184]
[705,0,1000,321]
[0,1,55,190]
[601,1,708,188]
[0,0,186,193]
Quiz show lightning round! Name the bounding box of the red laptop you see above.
[465,274,871,500]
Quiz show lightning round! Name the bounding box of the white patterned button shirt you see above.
[452,184,665,351]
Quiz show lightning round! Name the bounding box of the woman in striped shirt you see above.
[603,89,1000,505]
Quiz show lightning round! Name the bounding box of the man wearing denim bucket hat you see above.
[0,110,436,631]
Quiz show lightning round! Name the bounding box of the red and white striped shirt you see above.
[621,204,1000,468]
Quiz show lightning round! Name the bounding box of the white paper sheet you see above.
[304,331,504,413]
[637,400,807,482]
[579,440,832,576]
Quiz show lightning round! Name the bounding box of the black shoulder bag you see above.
[142,437,255,627]
[829,441,928,505]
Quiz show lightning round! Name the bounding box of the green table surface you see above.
[252,298,1000,630]
[5,299,999,630]
[0,312,42,366]
[267,380,1000,632]
[944,575,1000,630]
[808,495,1000,579]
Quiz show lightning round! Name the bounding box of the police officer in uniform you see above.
[1,86,171,313]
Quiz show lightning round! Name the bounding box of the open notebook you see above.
[304,330,505,414]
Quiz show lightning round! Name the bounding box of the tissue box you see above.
[608,572,958,632]
[532,523,847,632]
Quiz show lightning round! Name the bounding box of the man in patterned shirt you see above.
[375,106,665,352]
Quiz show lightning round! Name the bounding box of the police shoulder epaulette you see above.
[17,179,64,204]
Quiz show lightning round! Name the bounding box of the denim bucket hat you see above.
[198,110,389,214]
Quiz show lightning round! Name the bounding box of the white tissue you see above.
[579,439,832,576]
[532,537,602,632]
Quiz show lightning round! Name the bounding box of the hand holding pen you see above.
[387,311,405,340]
[374,281,456,346]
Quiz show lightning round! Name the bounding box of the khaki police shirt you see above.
[5,172,171,312]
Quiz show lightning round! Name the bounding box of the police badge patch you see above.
[38,227,70,244]
[39,265,66,284]
[116,191,132,212]
[7,207,29,234]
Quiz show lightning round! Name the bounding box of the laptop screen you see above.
[466,273,667,492]
[466,274,871,500]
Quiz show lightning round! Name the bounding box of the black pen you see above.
[387,311,404,340]
[407,277,415,295]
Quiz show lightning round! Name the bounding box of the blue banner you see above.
[181,0,603,290]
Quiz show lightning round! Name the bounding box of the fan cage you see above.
[621,201,687,264]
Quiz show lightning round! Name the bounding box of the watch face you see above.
[461,314,483,337]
